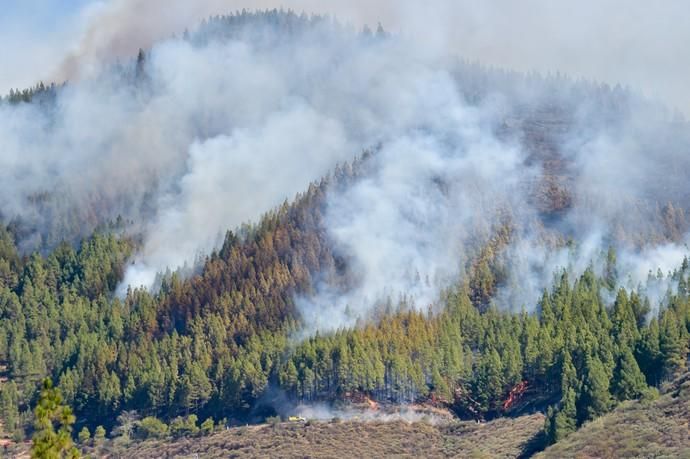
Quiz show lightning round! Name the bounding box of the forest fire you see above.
[366,397,379,411]
[1,4,688,458]
[503,381,529,410]
[343,392,379,410]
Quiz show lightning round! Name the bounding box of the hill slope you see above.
[98,414,545,459]
[538,373,690,458]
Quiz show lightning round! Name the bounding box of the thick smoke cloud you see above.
[2,6,690,335]
[298,106,537,333]
[37,0,690,114]
[119,101,350,293]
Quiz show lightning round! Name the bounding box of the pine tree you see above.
[0,380,19,436]
[200,417,214,435]
[604,247,617,291]
[545,387,577,443]
[636,318,662,385]
[611,289,639,349]
[578,355,613,423]
[559,350,578,395]
[93,426,106,443]
[612,348,647,400]
[77,427,90,445]
[474,349,504,413]
[31,379,80,459]
[135,49,146,80]
[182,363,212,413]
[659,309,687,380]
[629,292,650,330]
[280,360,299,393]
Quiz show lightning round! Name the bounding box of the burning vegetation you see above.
[0,7,689,459]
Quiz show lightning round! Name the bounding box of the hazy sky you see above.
[0,1,100,91]
[1,1,688,113]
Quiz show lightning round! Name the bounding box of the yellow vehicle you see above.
[288,416,307,422]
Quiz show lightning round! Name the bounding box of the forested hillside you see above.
[1,161,688,453]
[537,372,690,457]
[0,9,689,458]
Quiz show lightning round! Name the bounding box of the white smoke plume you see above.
[292,403,452,425]
[297,105,537,333]
[494,231,690,316]
[1,5,690,335]
[6,1,688,113]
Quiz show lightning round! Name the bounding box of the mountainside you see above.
[93,413,547,458]
[538,372,690,458]
[0,9,689,459]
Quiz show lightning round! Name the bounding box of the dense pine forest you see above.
[0,9,689,457]
[0,175,688,445]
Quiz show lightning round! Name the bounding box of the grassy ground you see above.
[94,413,545,459]
[538,373,690,459]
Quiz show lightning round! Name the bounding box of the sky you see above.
[1,1,689,113]
[0,0,102,91]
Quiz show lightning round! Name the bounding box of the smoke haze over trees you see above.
[0,7,688,455]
